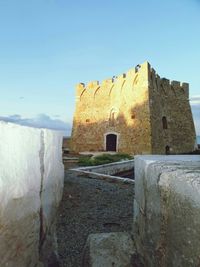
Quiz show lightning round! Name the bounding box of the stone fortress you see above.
[71,61,196,154]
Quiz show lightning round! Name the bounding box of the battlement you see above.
[162,79,189,90]
[75,62,189,101]
[76,83,85,91]
[150,67,189,97]
[75,61,150,98]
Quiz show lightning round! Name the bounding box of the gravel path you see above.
[57,170,134,267]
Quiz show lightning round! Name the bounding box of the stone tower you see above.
[71,62,196,154]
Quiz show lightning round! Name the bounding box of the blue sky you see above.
[0,0,199,136]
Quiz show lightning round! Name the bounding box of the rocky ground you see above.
[56,170,134,267]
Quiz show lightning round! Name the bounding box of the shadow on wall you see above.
[71,97,197,155]
[71,100,152,155]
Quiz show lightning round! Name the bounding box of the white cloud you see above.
[1,102,199,138]
[190,95,200,105]
[0,114,72,136]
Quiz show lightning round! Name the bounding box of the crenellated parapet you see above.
[75,62,150,100]
[75,62,189,102]
[149,67,189,98]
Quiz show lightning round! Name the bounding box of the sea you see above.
[197,136,200,145]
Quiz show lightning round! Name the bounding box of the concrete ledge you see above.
[63,157,79,161]
[133,155,200,267]
[77,159,134,175]
[71,160,134,184]
[72,169,134,184]
[71,160,134,185]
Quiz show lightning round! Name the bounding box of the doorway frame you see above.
[104,132,120,152]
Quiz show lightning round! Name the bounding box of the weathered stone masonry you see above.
[71,62,196,154]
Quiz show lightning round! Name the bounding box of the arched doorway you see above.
[106,134,117,151]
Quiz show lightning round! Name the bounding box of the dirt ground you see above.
[56,170,134,267]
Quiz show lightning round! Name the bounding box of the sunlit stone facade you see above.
[71,62,196,154]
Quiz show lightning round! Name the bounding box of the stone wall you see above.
[134,155,200,267]
[71,159,134,184]
[71,61,196,154]
[76,159,134,175]
[71,62,152,154]
[149,68,196,154]
[63,136,71,150]
[0,121,64,267]
[62,137,71,155]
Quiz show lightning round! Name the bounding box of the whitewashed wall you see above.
[0,121,64,267]
[134,155,200,267]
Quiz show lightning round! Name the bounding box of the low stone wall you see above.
[78,159,134,175]
[71,160,134,184]
[0,121,64,267]
[133,155,200,267]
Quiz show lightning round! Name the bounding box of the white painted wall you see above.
[0,121,64,267]
[134,155,200,267]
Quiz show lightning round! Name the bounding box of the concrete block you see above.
[82,232,136,267]
[0,121,64,267]
[133,155,200,267]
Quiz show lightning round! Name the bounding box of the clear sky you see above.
[0,0,199,136]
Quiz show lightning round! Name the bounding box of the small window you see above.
[109,109,117,126]
[131,114,136,119]
[109,112,115,126]
[162,116,168,129]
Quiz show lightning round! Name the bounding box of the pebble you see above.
[57,170,134,267]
